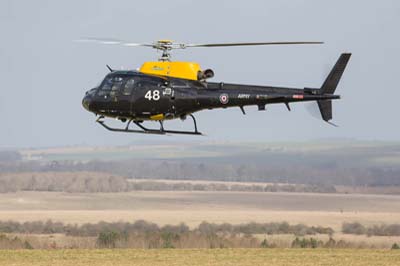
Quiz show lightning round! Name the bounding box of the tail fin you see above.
[318,53,351,124]
[320,53,351,95]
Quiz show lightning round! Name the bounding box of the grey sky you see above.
[1,0,399,148]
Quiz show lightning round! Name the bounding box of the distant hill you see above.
[2,141,400,188]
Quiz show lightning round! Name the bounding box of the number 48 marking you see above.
[145,90,160,101]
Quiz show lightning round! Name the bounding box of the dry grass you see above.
[0,249,399,266]
[1,191,400,249]
[254,234,400,249]
[5,232,400,250]
[1,191,400,212]
[0,191,399,232]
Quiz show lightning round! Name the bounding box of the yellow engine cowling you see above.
[139,61,201,80]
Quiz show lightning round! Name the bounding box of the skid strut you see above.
[96,114,202,135]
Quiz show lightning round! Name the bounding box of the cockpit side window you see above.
[110,76,124,97]
[101,78,112,90]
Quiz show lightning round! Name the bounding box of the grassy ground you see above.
[0,249,399,266]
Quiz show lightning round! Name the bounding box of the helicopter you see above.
[79,39,351,135]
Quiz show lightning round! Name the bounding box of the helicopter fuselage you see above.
[82,70,338,124]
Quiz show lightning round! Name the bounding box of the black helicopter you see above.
[79,39,351,135]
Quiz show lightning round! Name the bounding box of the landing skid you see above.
[96,114,203,135]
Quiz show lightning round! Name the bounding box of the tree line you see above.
[0,220,339,249]
[1,220,399,250]
[1,232,399,250]
[2,156,400,187]
[0,172,336,193]
[0,172,128,193]
[0,220,333,237]
[342,222,400,236]
[0,151,21,162]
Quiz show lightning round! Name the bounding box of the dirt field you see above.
[1,249,399,266]
[0,191,399,232]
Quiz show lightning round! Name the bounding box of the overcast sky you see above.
[1,0,399,148]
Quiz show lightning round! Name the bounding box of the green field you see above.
[20,141,400,163]
[0,249,399,266]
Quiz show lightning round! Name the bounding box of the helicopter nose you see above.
[82,93,92,111]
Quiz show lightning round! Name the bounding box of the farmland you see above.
[0,191,399,231]
[0,249,399,266]
[1,141,400,252]
[5,141,400,191]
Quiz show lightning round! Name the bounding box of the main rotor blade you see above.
[75,38,154,47]
[75,39,323,50]
[185,41,323,48]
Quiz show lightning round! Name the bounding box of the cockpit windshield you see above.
[98,75,136,97]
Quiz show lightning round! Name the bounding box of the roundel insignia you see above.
[219,94,229,104]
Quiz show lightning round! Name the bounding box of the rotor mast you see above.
[156,40,174,61]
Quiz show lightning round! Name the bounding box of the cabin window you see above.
[122,78,135,95]
[110,80,123,97]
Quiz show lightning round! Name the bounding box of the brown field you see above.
[2,190,399,249]
[0,191,399,232]
[1,249,399,266]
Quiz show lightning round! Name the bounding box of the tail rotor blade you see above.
[305,102,322,120]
